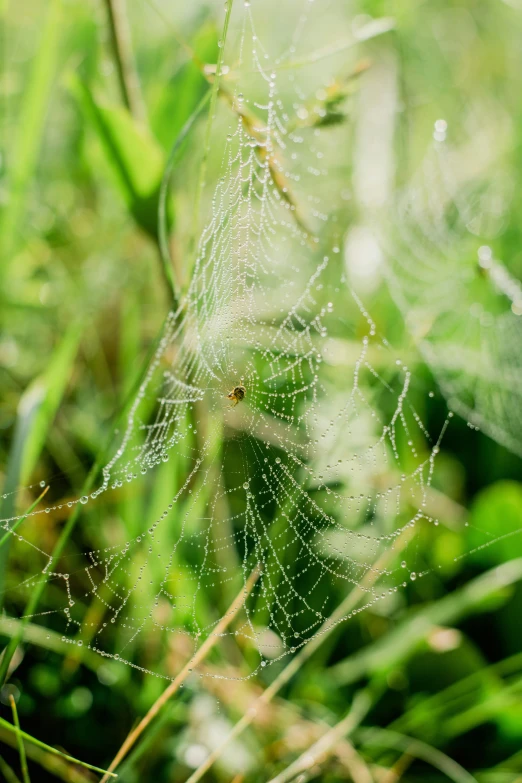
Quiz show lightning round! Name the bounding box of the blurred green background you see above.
[1,0,522,781]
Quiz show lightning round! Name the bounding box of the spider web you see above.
[384,115,522,458]
[2,2,447,679]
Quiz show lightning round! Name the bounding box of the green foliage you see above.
[1,1,522,782]
[0,0,62,273]
[468,482,522,565]
[71,77,165,239]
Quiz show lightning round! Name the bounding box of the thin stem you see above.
[103,0,146,123]
[379,751,414,783]
[0,486,49,550]
[0,716,116,779]
[9,696,30,783]
[334,738,374,783]
[99,565,260,783]
[186,527,414,783]
[355,728,477,783]
[267,690,372,783]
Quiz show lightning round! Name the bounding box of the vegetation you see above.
[1,1,522,782]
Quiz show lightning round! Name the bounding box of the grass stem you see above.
[100,565,260,782]
[0,486,49,550]
[186,528,414,783]
[9,695,30,783]
[0,715,117,779]
[103,0,146,123]
[266,690,372,783]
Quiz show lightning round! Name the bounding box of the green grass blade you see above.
[70,75,164,239]
[103,0,146,122]
[331,557,522,685]
[9,695,30,783]
[20,321,83,485]
[356,727,477,783]
[0,716,117,778]
[392,651,522,736]
[0,754,22,783]
[0,486,49,550]
[1,0,62,274]
[0,725,93,783]
[0,386,45,606]
[0,322,82,609]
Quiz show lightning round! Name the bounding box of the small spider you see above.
[227,379,246,407]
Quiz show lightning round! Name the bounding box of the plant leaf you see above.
[21,320,83,485]
[0,0,62,273]
[70,75,165,239]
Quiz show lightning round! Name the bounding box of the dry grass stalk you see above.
[266,690,372,783]
[99,566,260,782]
[186,527,414,783]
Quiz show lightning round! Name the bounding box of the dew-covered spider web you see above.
[383,113,522,458]
[2,2,464,680]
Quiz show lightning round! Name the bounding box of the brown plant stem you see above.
[99,566,261,782]
[266,690,372,783]
[186,527,414,783]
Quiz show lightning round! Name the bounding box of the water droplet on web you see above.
[39,480,46,488]
[80,496,88,505]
